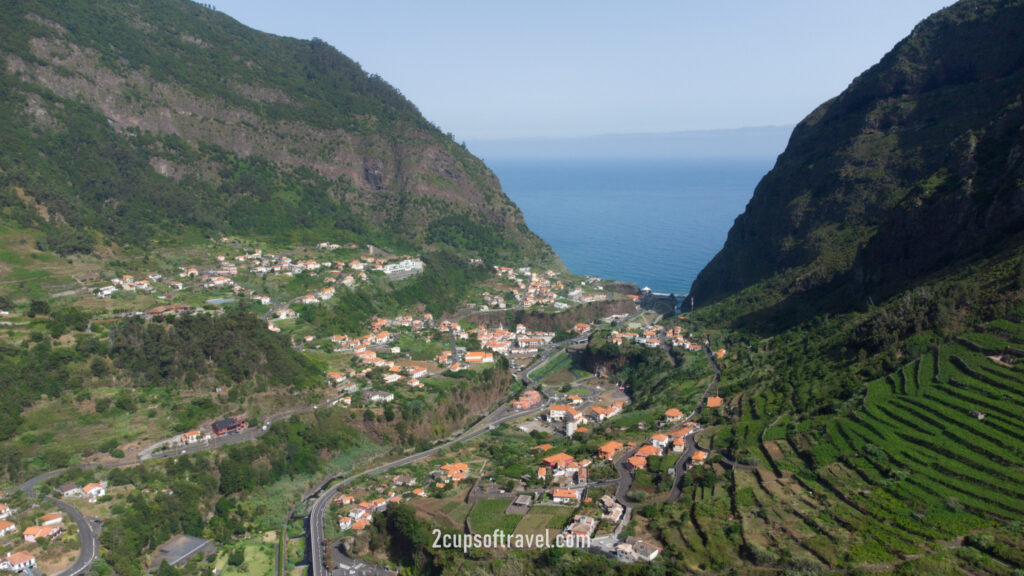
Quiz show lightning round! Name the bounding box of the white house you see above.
[0,520,16,537]
[550,488,580,504]
[0,551,36,572]
[364,390,394,403]
[83,483,105,502]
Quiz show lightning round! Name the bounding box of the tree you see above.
[227,547,245,567]
[28,299,50,317]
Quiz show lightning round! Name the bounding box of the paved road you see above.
[308,400,549,575]
[17,472,99,576]
[611,446,638,538]
[667,341,722,502]
[305,334,594,576]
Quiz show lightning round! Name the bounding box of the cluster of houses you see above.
[94,272,163,298]
[330,345,431,391]
[598,410,704,472]
[494,266,595,310]
[422,322,556,372]
[0,505,63,572]
[454,323,556,359]
[513,390,543,411]
[558,513,659,562]
[514,269,562,308]
[335,493,405,532]
[609,323,709,353]
[527,450,662,563]
[536,452,590,501]
[173,417,246,447]
[567,288,607,304]
[480,291,507,310]
[542,396,626,437]
[615,537,662,563]
[587,409,704,474]
[326,314,433,352]
[334,464,460,533]
[57,481,106,503]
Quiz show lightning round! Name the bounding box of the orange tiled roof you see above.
[542,453,576,467]
[599,441,623,454]
[440,462,469,475]
[636,445,660,458]
[627,456,647,469]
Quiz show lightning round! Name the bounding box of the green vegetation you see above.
[96,412,364,576]
[0,306,320,480]
[468,499,520,534]
[109,309,320,389]
[299,249,491,335]
[0,0,555,265]
[530,351,571,382]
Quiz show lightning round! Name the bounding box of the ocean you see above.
[488,156,775,296]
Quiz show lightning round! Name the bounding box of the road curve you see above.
[308,401,549,575]
[17,471,99,576]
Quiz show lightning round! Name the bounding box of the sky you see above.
[212,1,954,141]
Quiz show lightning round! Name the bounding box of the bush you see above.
[227,547,245,567]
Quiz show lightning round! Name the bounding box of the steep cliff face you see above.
[0,1,557,264]
[690,0,1024,312]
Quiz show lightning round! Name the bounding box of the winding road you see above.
[17,471,98,576]
[304,331,598,576]
[667,341,721,502]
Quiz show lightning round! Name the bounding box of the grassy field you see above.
[531,351,571,382]
[468,498,520,534]
[512,506,574,537]
[409,487,473,530]
[216,541,274,576]
[398,333,446,361]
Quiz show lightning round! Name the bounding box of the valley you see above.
[3,0,1024,575]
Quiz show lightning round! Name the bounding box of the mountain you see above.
[0,0,556,264]
[689,0,1024,323]
[468,125,793,160]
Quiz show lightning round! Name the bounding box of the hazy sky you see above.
[212,1,954,140]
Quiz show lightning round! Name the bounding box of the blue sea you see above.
[488,157,775,296]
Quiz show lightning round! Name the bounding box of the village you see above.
[321,386,725,566]
[1,232,728,574]
[0,487,94,575]
[305,307,727,568]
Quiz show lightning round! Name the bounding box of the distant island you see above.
[468,125,793,159]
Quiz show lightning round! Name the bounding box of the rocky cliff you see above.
[690,0,1024,316]
[0,0,557,264]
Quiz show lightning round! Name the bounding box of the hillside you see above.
[645,1,1024,572]
[0,0,556,264]
[689,0,1024,326]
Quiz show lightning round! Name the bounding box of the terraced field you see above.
[647,320,1024,573]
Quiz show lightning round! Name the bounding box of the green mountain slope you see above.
[636,2,1024,572]
[0,0,556,264]
[690,0,1024,326]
